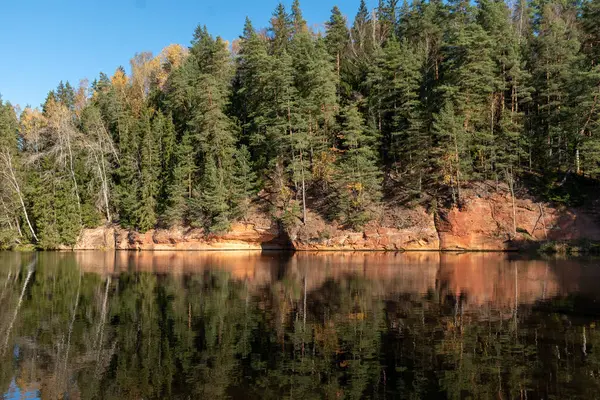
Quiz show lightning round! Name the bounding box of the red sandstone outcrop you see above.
[76,220,284,251]
[289,207,439,250]
[74,185,600,251]
[435,185,600,250]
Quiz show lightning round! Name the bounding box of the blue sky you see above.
[0,0,375,109]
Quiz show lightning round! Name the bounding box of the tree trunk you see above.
[539,203,548,239]
[454,131,461,204]
[90,147,111,223]
[300,151,307,225]
[100,152,111,222]
[66,136,82,221]
[507,169,517,237]
[1,149,38,242]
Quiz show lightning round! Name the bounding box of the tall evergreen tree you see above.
[529,0,581,171]
[187,31,247,231]
[269,3,292,55]
[325,6,350,97]
[440,0,497,179]
[368,35,428,190]
[331,103,382,228]
[433,100,469,203]
[134,109,160,232]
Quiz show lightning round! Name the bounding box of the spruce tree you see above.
[477,0,531,177]
[529,1,581,171]
[156,111,176,215]
[288,4,339,221]
[187,31,246,231]
[433,100,468,203]
[230,145,258,218]
[134,109,160,232]
[332,103,382,229]
[163,131,195,226]
[232,18,273,170]
[440,0,497,179]
[368,35,428,191]
[192,156,231,233]
[325,6,350,97]
[269,3,292,55]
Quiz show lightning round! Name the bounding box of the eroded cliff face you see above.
[435,186,600,250]
[74,186,600,251]
[76,221,285,251]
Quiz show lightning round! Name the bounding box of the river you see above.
[1,251,599,399]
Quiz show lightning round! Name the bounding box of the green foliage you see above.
[3,0,600,245]
[331,103,382,229]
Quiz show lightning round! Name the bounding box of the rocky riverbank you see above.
[73,184,600,251]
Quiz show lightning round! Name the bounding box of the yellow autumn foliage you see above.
[111,68,128,91]
[154,44,189,90]
[19,107,46,140]
[312,150,337,182]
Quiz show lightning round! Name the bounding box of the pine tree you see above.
[582,0,600,64]
[291,0,307,36]
[163,131,195,226]
[529,0,582,171]
[232,18,273,170]
[368,35,428,191]
[192,156,231,233]
[269,3,292,55]
[187,31,246,231]
[433,100,468,203]
[399,0,447,133]
[134,109,160,232]
[325,6,350,95]
[56,81,76,110]
[440,0,497,179]
[477,0,531,177]
[332,103,382,229]
[574,0,600,174]
[376,0,399,44]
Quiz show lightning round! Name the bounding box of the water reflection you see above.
[0,251,599,399]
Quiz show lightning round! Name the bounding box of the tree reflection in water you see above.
[1,251,600,399]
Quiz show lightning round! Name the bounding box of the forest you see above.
[1,0,600,248]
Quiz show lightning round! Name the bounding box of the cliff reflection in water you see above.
[1,251,600,399]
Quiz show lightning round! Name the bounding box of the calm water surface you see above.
[1,251,600,399]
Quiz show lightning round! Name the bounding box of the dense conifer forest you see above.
[1,0,600,248]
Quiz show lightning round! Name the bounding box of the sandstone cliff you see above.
[74,184,600,251]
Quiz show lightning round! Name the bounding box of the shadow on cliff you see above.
[260,221,295,251]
